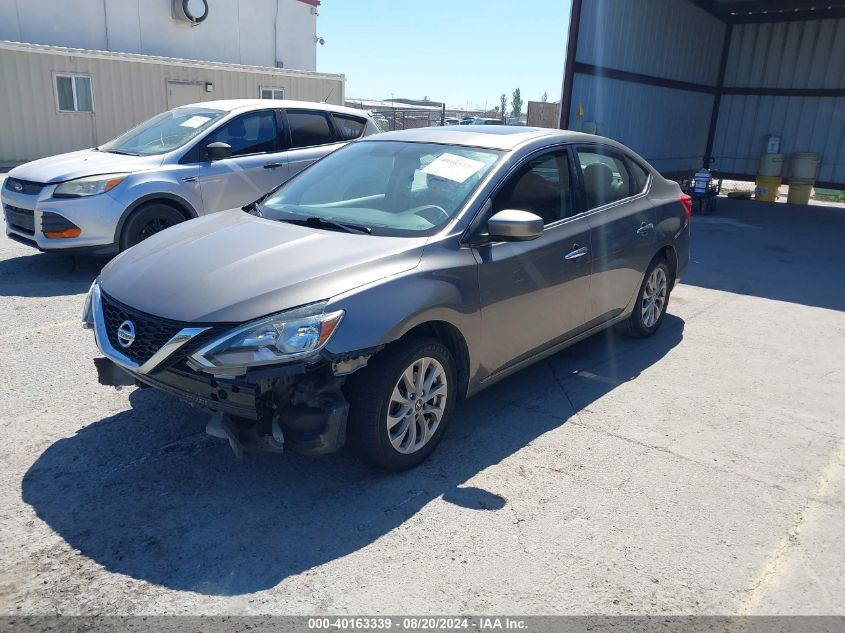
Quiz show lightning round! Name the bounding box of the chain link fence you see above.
[348,107,446,132]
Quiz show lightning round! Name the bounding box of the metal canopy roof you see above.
[691,0,845,22]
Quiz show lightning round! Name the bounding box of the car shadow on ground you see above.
[0,250,104,297]
[22,315,684,596]
[684,198,845,312]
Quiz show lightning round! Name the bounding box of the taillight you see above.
[680,194,692,224]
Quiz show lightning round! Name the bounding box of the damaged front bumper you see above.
[88,283,369,458]
[94,355,350,457]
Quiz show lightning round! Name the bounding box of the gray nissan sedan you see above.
[86,126,691,471]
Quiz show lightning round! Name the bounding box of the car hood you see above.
[9,149,163,184]
[99,209,428,323]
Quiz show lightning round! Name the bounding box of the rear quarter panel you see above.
[648,176,690,280]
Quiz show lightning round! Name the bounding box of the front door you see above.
[476,148,593,377]
[573,146,657,322]
[197,109,289,212]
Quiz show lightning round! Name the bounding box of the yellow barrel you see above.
[755,176,781,202]
[787,181,813,205]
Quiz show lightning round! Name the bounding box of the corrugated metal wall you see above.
[577,0,725,85]
[569,0,725,174]
[0,44,344,162]
[571,74,714,173]
[712,18,845,184]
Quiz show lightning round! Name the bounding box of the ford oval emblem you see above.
[117,320,136,348]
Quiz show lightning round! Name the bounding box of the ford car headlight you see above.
[189,302,344,373]
[54,173,129,198]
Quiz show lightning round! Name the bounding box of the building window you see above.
[261,87,285,100]
[56,74,93,112]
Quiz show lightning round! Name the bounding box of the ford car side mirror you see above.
[206,142,232,161]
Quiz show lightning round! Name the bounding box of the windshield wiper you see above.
[105,149,140,156]
[284,216,371,235]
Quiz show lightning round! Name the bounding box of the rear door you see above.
[476,147,593,377]
[282,109,347,178]
[574,145,656,323]
[197,109,288,212]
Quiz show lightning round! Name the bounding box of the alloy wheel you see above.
[641,266,668,328]
[386,356,448,454]
[138,217,173,240]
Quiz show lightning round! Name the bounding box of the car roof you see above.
[175,99,372,118]
[364,126,611,151]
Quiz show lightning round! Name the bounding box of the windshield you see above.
[261,141,502,237]
[99,106,226,156]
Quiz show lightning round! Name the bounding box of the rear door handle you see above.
[565,246,589,260]
[263,162,284,169]
[636,222,654,235]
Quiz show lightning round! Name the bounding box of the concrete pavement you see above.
[0,198,843,614]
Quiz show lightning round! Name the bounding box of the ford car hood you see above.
[10,149,163,184]
[99,209,427,323]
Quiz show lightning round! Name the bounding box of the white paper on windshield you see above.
[421,153,486,183]
[180,115,211,129]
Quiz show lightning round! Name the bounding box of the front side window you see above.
[493,150,575,224]
[261,87,285,100]
[99,106,225,156]
[331,114,367,140]
[576,147,631,210]
[56,74,93,112]
[261,141,502,236]
[205,110,278,157]
[287,111,335,148]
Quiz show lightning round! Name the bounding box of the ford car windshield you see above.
[98,106,225,156]
[261,141,502,237]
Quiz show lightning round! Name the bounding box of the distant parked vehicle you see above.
[3,99,379,255]
[459,118,475,125]
[444,118,461,126]
[473,118,505,125]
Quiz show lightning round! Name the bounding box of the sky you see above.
[316,0,572,111]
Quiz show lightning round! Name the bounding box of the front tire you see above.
[617,257,671,338]
[345,337,456,471]
[119,202,186,251]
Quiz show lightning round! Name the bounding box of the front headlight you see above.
[54,173,129,198]
[189,302,344,373]
[82,278,99,329]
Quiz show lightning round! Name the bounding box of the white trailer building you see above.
[0,0,343,162]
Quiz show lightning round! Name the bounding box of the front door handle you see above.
[636,222,654,235]
[263,162,284,169]
[565,246,589,261]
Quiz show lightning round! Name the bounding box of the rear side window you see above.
[331,114,367,140]
[287,111,335,148]
[576,147,631,210]
[626,158,650,193]
[206,110,278,157]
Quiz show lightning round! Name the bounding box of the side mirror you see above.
[487,209,544,242]
[206,142,232,161]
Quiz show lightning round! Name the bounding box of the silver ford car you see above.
[87,126,691,471]
[3,99,379,255]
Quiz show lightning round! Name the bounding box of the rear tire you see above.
[119,202,186,251]
[617,257,671,338]
[345,337,456,472]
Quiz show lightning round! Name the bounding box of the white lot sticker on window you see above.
[180,115,212,129]
[422,153,486,183]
